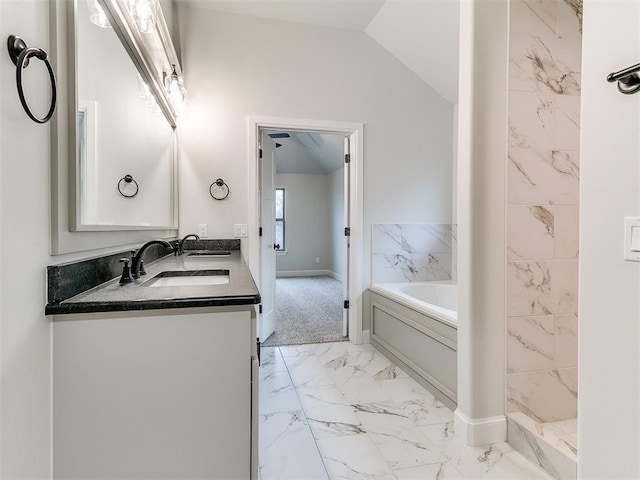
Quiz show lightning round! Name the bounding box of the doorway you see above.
[260,129,348,346]
[247,116,364,346]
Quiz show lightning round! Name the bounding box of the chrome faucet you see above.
[131,240,173,278]
[176,233,200,255]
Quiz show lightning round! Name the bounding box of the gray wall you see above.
[275,173,336,273]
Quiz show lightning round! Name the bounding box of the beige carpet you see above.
[261,276,348,347]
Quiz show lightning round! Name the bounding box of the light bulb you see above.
[88,0,112,28]
[164,65,187,115]
[127,0,158,34]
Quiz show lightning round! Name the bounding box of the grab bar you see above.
[607,62,640,95]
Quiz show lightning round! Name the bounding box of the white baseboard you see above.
[454,409,507,447]
[362,329,371,344]
[275,270,344,281]
[276,270,332,278]
[328,271,343,282]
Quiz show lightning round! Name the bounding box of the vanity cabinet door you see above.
[53,309,254,479]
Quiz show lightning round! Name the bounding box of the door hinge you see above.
[344,300,349,309]
[259,148,263,159]
[259,304,263,314]
[344,227,350,236]
[259,227,263,237]
[344,153,351,164]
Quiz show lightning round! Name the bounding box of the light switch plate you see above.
[234,224,248,238]
[624,217,640,261]
[198,224,208,238]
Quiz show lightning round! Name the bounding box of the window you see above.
[275,188,285,251]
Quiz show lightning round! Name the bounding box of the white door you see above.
[259,131,276,342]
[342,136,351,337]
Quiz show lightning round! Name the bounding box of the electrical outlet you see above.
[198,224,208,238]
[315,257,320,264]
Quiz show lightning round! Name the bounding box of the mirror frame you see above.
[50,0,179,254]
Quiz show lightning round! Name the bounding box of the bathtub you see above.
[369,281,457,327]
[366,281,458,407]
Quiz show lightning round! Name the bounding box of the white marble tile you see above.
[507,206,555,260]
[355,403,447,469]
[508,148,579,206]
[507,260,578,316]
[353,378,453,428]
[371,253,452,284]
[509,92,555,149]
[507,413,577,480]
[554,313,578,368]
[259,410,328,480]
[510,34,580,95]
[554,206,579,259]
[316,433,396,480]
[504,451,556,480]
[259,370,302,415]
[393,462,464,479]
[510,0,558,39]
[260,346,288,374]
[297,385,364,439]
[372,224,453,255]
[507,369,577,422]
[556,0,582,41]
[548,418,577,434]
[507,316,555,373]
[554,94,581,150]
[284,354,338,389]
[419,423,538,479]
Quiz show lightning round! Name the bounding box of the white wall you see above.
[330,167,344,277]
[365,0,459,104]
[0,1,52,477]
[275,174,331,272]
[177,7,454,287]
[455,0,508,445]
[579,1,640,477]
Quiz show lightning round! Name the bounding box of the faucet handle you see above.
[139,259,147,276]
[119,258,134,284]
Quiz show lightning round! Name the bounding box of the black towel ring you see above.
[7,35,57,124]
[118,175,139,198]
[209,178,230,200]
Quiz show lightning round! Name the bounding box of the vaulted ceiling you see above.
[179,0,459,104]
[179,0,459,174]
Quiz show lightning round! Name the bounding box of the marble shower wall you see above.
[506,0,581,423]
[371,224,455,284]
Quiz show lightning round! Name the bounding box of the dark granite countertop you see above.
[46,250,260,315]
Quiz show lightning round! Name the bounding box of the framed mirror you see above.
[50,0,181,254]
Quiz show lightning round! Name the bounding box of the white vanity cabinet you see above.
[53,306,258,479]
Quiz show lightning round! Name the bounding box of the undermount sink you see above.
[186,251,231,257]
[143,270,230,287]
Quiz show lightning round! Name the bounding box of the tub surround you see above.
[506,0,581,427]
[45,239,260,315]
[371,224,455,284]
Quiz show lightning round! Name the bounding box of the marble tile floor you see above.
[259,341,554,480]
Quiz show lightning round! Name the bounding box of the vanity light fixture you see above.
[89,0,159,34]
[88,0,112,28]
[164,64,187,115]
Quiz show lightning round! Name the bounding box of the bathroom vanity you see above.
[47,245,260,479]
